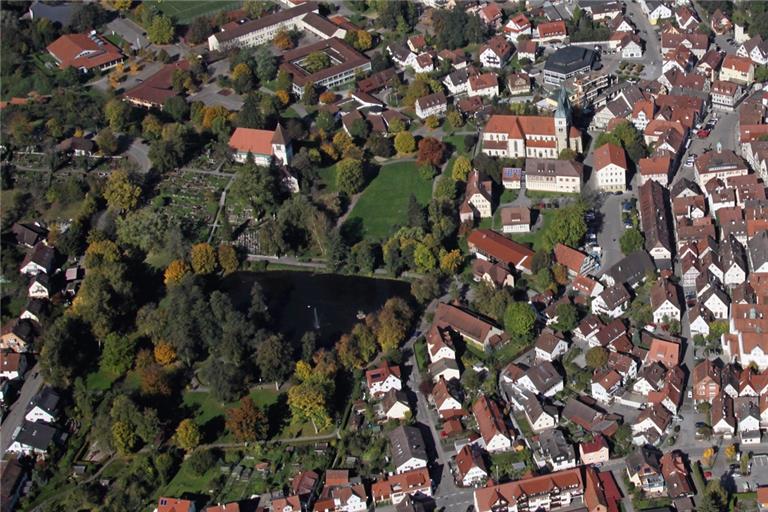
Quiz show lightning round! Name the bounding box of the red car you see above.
[698,129,711,138]
[704,471,713,479]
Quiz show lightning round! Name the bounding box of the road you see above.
[624,0,663,80]
[0,364,44,456]
[125,138,151,173]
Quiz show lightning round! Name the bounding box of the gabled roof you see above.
[554,243,588,274]
[472,395,509,445]
[47,33,123,70]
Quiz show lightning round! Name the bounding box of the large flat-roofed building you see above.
[482,87,582,159]
[543,46,598,85]
[208,2,334,52]
[279,38,371,97]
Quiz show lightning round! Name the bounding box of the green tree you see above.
[414,243,436,272]
[104,169,141,212]
[553,303,578,332]
[620,228,645,255]
[104,99,130,132]
[147,15,175,45]
[112,420,138,455]
[255,45,277,82]
[504,302,536,340]
[95,127,118,155]
[230,162,280,219]
[586,346,609,368]
[542,203,587,250]
[336,158,364,195]
[256,335,293,384]
[304,51,331,73]
[452,155,472,181]
[394,131,416,154]
[164,96,190,122]
[100,333,137,375]
[174,419,201,451]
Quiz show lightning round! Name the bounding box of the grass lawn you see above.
[344,161,432,240]
[414,338,428,371]
[510,211,553,251]
[317,164,338,194]
[184,389,281,427]
[160,457,221,498]
[282,107,301,119]
[147,0,241,24]
[633,497,672,510]
[500,189,519,203]
[104,32,127,48]
[442,134,473,155]
[85,368,118,392]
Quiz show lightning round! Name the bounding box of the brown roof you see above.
[472,395,509,446]
[280,37,369,88]
[481,35,512,58]
[213,2,317,43]
[500,206,530,226]
[47,33,123,70]
[123,60,190,106]
[535,331,565,354]
[537,20,567,38]
[722,54,754,74]
[371,468,430,502]
[639,155,671,176]
[467,229,534,272]
[469,72,498,91]
[228,127,282,155]
[433,303,500,347]
[645,334,681,369]
[455,444,486,480]
[365,362,401,387]
[554,243,587,274]
[474,468,584,512]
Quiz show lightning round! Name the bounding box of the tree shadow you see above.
[340,217,364,246]
[266,393,290,438]
[200,416,226,444]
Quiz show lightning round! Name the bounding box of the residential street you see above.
[0,364,43,456]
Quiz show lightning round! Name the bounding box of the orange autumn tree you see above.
[164,259,190,285]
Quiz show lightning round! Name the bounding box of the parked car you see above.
[685,156,695,167]
[704,471,713,479]
[698,129,711,138]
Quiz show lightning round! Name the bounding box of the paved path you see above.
[1,364,44,456]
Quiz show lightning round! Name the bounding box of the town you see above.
[1,1,768,512]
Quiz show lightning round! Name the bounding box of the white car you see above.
[685,156,694,167]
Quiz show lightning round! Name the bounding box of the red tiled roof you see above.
[467,229,534,272]
[47,33,123,70]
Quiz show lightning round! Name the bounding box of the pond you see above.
[222,271,412,346]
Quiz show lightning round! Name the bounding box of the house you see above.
[228,125,292,167]
[7,420,59,456]
[626,445,665,494]
[407,35,427,54]
[481,88,582,159]
[415,92,447,120]
[579,435,610,465]
[443,67,474,95]
[639,180,674,264]
[642,1,673,25]
[272,495,302,512]
[615,33,644,59]
[46,32,124,73]
[388,426,428,474]
[473,467,587,512]
[25,387,60,424]
[711,80,745,111]
[758,487,768,512]
[57,136,96,157]
[693,359,722,403]
[521,391,558,431]
[430,302,507,352]
[366,362,402,398]
[472,259,515,289]
[591,369,623,404]
[710,8,733,35]
[468,73,499,99]
[591,284,631,318]
[292,470,320,499]
[467,229,535,274]
[701,287,730,320]
[455,444,488,487]
[0,351,27,380]
[634,362,667,396]
[499,206,531,234]
[534,331,569,362]
[413,53,434,74]
[648,366,685,415]
[517,40,538,61]
[472,395,512,452]
[534,20,568,43]
[28,273,52,299]
[674,6,699,31]
[650,279,681,324]
[748,231,768,273]
[503,361,564,399]
[735,396,761,439]
[426,325,456,364]
[156,498,196,512]
[382,390,411,420]
[11,222,48,248]
[507,73,531,96]
[645,333,682,369]
[432,376,464,419]
[0,319,35,353]
[123,60,191,110]
[594,143,628,193]
[737,35,768,66]
[371,468,431,505]
[532,429,577,472]
[720,55,755,86]
[661,32,709,59]
[694,149,749,187]
[561,397,619,436]
[573,275,605,298]
[480,36,513,69]
[631,403,671,445]
[460,170,493,222]
[524,159,583,193]
[712,393,736,437]
[477,3,503,28]
[20,242,56,276]
[660,451,694,498]
[357,68,397,94]
[554,243,597,276]
[429,358,461,383]
[317,471,368,512]
[1,457,29,512]
[504,13,532,42]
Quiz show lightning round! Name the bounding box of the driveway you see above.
[188,59,244,110]
[125,138,151,173]
[106,17,149,50]
[0,365,44,456]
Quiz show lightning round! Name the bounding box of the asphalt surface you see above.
[0,364,43,456]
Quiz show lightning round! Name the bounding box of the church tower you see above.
[554,86,572,154]
[271,124,292,166]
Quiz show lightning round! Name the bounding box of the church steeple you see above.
[554,86,571,154]
[554,85,571,123]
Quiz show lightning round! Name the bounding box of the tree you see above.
[553,303,578,332]
[414,244,436,272]
[394,131,416,154]
[451,155,472,181]
[140,362,172,397]
[104,170,141,212]
[315,109,336,132]
[288,383,332,433]
[100,333,137,375]
[148,15,175,45]
[112,421,138,455]
[585,346,609,369]
[699,493,720,512]
[256,335,293,384]
[558,148,577,160]
[190,243,217,274]
[96,128,118,155]
[552,263,569,285]
[164,259,191,285]
[153,342,176,365]
[417,137,446,167]
[440,249,462,274]
[446,110,464,131]
[411,274,441,304]
[164,96,190,122]
[755,65,768,83]
[407,194,427,230]
[348,118,370,141]
[504,302,536,339]
[226,397,268,442]
[366,132,394,158]
[620,227,644,255]
[425,115,440,129]
[336,158,365,195]
[255,45,277,82]
[302,82,318,105]
[175,419,201,451]
[541,203,587,250]
[186,16,212,45]
[218,244,239,274]
[105,99,129,132]
[230,163,280,219]
[725,443,737,461]
[304,51,330,72]
[375,298,414,352]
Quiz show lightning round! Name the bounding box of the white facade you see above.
[596,163,627,192]
[25,406,56,424]
[653,300,681,324]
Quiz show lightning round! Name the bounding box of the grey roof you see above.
[13,420,58,451]
[29,1,77,26]
[598,284,631,310]
[626,445,661,474]
[28,387,60,416]
[525,361,563,393]
[388,425,428,468]
[747,231,768,272]
[11,223,47,247]
[429,358,459,380]
[605,251,656,287]
[670,178,701,198]
[734,396,759,421]
[534,429,575,465]
[544,46,597,75]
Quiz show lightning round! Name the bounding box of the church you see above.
[228,124,292,167]
[481,87,583,159]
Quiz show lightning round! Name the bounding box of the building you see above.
[711,80,745,111]
[639,180,674,264]
[524,158,583,194]
[371,468,431,505]
[1,457,29,512]
[430,303,506,352]
[468,73,499,99]
[591,284,631,318]
[505,13,532,42]
[480,35,513,69]
[532,429,577,471]
[472,259,515,289]
[535,331,569,362]
[473,395,513,452]
[459,170,493,222]
[0,351,27,380]
[123,60,190,110]
[650,279,682,324]
[737,35,768,66]
[20,242,56,276]
[639,155,672,186]
[455,444,488,487]
[25,387,60,424]
[594,143,628,193]
[467,229,535,274]
[46,32,124,73]
[579,435,610,465]
[626,446,665,494]
[543,47,598,85]
[693,359,722,403]
[7,420,59,456]
[228,126,292,166]
[415,92,447,120]
[591,369,623,404]
[156,498,196,512]
[603,251,656,288]
[365,362,402,398]
[279,38,371,97]
[388,426,428,474]
[720,55,755,85]
[534,20,568,43]
[482,87,582,159]
[564,72,611,108]
[208,2,319,51]
[694,148,749,187]
[500,206,531,233]
[508,73,531,96]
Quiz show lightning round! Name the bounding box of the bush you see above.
[187,448,219,475]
